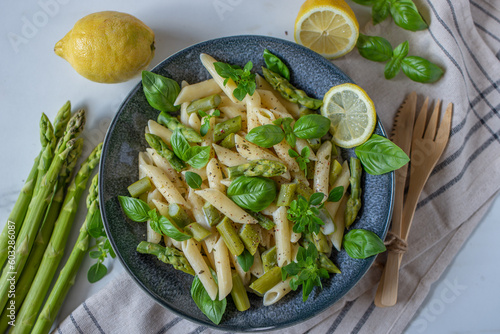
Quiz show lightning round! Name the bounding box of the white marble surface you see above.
[0,1,499,333]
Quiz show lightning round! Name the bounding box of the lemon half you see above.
[321,83,376,148]
[294,0,359,59]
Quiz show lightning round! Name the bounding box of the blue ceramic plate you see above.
[100,35,394,332]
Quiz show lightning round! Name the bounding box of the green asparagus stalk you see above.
[145,133,185,172]
[31,174,98,334]
[202,202,223,227]
[168,203,191,228]
[11,143,101,334]
[184,223,211,242]
[0,112,55,268]
[228,159,287,179]
[213,116,242,142]
[52,101,72,140]
[0,139,83,333]
[249,266,282,294]
[345,157,362,228]
[261,246,277,273]
[329,160,342,187]
[186,94,221,114]
[230,271,250,311]
[261,67,323,110]
[216,217,244,256]
[32,114,57,206]
[318,253,341,274]
[0,111,84,312]
[239,224,260,255]
[248,211,275,230]
[220,132,236,149]
[136,241,195,275]
[157,111,202,143]
[127,176,152,198]
[276,183,297,206]
[311,231,331,254]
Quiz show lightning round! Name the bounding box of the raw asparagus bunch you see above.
[261,67,323,109]
[11,143,102,334]
[228,159,287,178]
[137,241,195,275]
[145,133,185,171]
[0,109,85,312]
[31,174,99,334]
[345,157,362,227]
[0,138,84,333]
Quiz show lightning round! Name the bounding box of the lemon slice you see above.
[294,0,359,59]
[321,83,376,148]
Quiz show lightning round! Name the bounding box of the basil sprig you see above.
[263,49,290,80]
[357,34,444,83]
[343,229,386,259]
[236,249,254,272]
[142,71,180,113]
[246,115,330,149]
[354,134,409,175]
[190,269,226,325]
[288,147,311,177]
[171,128,211,169]
[227,176,277,212]
[185,171,203,189]
[118,196,191,241]
[87,207,116,283]
[352,0,428,31]
[288,193,326,235]
[214,61,256,101]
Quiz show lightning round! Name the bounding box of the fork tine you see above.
[412,97,429,141]
[435,102,453,148]
[424,100,441,140]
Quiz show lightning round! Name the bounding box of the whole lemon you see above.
[55,11,155,83]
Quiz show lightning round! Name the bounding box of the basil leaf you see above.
[288,149,299,158]
[293,114,331,139]
[263,49,290,81]
[233,86,248,101]
[184,146,211,169]
[149,219,162,235]
[372,0,391,25]
[354,134,409,175]
[401,56,444,83]
[227,176,277,212]
[190,273,226,325]
[171,128,191,160]
[357,34,393,62]
[245,124,285,148]
[390,0,428,31]
[89,251,101,259]
[309,192,325,206]
[142,71,180,113]
[118,196,150,222]
[157,215,191,241]
[384,41,409,80]
[104,239,116,258]
[87,262,108,283]
[236,249,254,272]
[87,207,105,238]
[343,229,386,259]
[327,186,344,202]
[185,171,203,189]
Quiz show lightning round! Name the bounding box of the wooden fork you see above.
[375,98,453,307]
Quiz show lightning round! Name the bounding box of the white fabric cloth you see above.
[56,1,500,333]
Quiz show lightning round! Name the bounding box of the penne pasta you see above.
[295,138,317,161]
[200,53,239,104]
[250,248,264,278]
[313,141,332,198]
[174,78,222,105]
[182,239,218,301]
[141,164,189,208]
[245,90,262,131]
[207,158,225,193]
[324,160,351,219]
[263,278,292,306]
[147,148,187,195]
[212,144,249,167]
[187,188,210,229]
[214,237,233,300]
[146,220,162,244]
[188,112,201,132]
[148,120,173,145]
[195,188,258,225]
[273,206,291,267]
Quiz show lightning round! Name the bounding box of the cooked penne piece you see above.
[250,248,264,278]
[207,158,225,193]
[200,53,239,104]
[187,188,210,229]
[146,148,187,195]
[230,254,251,286]
[289,221,301,243]
[245,90,261,131]
[324,160,351,219]
[146,220,162,244]
[257,89,289,117]
[174,78,222,105]
[141,164,189,208]
[204,232,219,253]
[263,278,292,306]
[273,206,291,267]
[182,239,218,301]
[201,242,216,270]
[151,199,169,217]
[138,152,153,180]
[214,237,233,300]
[195,189,258,225]
[295,138,317,161]
[180,102,190,126]
[201,116,216,147]
[148,120,173,145]
[330,195,348,252]
[313,141,332,198]
[189,112,201,132]
[212,144,249,167]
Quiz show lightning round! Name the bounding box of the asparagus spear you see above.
[228,159,287,178]
[157,111,202,143]
[261,67,323,110]
[52,101,72,140]
[0,113,53,267]
[213,116,242,142]
[345,157,362,228]
[31,174,99,334]
[0,111,84,312]
[318,253,341,274]
[11,143,101,334]
[186,94,221,114]
[136,241,195,275]
[0,139,83,333]
[145,133,185,172]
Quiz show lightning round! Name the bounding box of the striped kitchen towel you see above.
[55,0,500,333]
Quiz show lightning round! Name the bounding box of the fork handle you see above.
[375,251,401,307]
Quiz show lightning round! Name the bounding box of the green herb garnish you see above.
[198,109,221,137]
[288,147,310,177]
[287,192,325,235]
[214,61,256,101]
